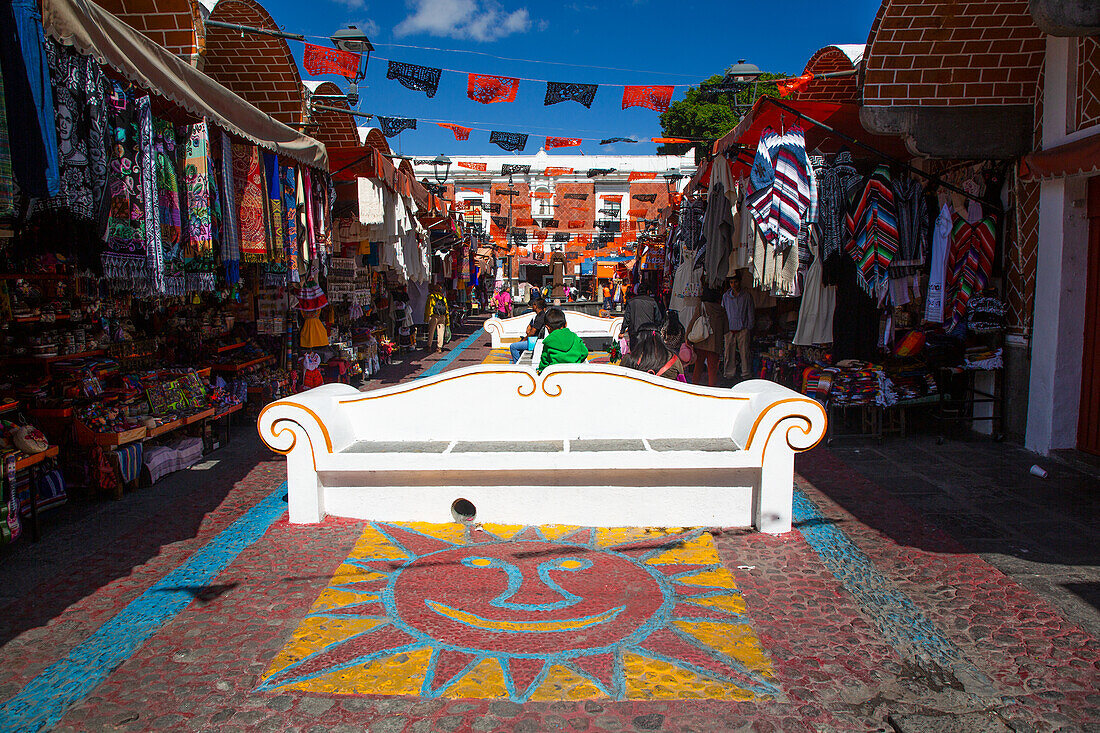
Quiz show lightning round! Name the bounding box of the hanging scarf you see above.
[40,40,109,224]
[232,142,266,262]
[102,81,149,289]
[296,167,310,268]
[218,130,240,285]
[178,120,215,290]
[208,152,222,270]
[153,119,181,266]
[0,62,12,221]
[945,214,996,329]
[844,164,898,303]
[282,165,300,283]
[262,151,286,285]
[136,96,164,295]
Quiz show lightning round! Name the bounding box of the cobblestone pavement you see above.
[0,317,1097,732]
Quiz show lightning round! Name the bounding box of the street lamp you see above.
[700,59,763,115]
[430,154,452,187]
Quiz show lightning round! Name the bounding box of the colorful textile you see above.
[386,60,441,97]
[232,142,266,262]
[378,116,416,137]
[601,137,639,145]
[544,82,597,109]
[296,167,310,266]
[889,176,928,277]
[814,150,859,264]
[302,43,360,77]
[0,62,11,220]
[218,130,240,284]
[16,468,66,517]
[263,152,283,262]
[468,74,519,104]
[745,125,816,255]
[136,96,165,294]
[545,137,581,149]
[945,214,996,328]
[42,40,109,223]
[437,123,471,141]
[102,81,149,288]
[844,164,899,302]
[179,121,215,288]
[621,86,674,113]
[1,453,20,544]
[777,73,814,97]
[282,165,300,282]
[153,119,181,261]
[112,442,143,484]
[489,131,528,152]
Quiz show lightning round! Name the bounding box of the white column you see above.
[1025,37,1090,453]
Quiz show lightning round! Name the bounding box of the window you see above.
[533,185,553,219]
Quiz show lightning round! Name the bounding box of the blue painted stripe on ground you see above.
[0,485,289,733]
[414,328,484,380]
[792,488,995,692]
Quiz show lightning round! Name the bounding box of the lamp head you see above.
[329,25,374,54]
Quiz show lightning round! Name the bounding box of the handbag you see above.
[687,309,712,345]
[678,342,695,365]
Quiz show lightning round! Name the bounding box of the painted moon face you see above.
[391,541,666,654]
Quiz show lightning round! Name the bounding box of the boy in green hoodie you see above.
[537,307,589,373]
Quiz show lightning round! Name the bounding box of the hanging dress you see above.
[792,230,836,347]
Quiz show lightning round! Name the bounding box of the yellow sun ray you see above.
[594,527,657,547]
[621,652,756,701]
[673,621,774,678]
[349,525,409,561]
[529,665,605,701]
[539,525,585,541]
[392,521,467,545]
[329,563,388,587]
[263,617,386,678]
[645,533,722,566]
[441,657,509,698]
[682,593,747,616]
[674,567,740,590]
[478,523,527,541]
[310,588,381,612]
[280,646,434,696]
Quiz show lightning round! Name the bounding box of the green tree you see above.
[657,71,785,158]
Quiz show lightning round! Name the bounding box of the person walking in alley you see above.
[722,273,755,380]
[425,284,449,354]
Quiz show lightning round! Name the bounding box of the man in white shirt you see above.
[721,274,755,380]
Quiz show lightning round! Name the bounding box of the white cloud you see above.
[537,19,549,31]
[394,0,535,42]
[330,0,364,8]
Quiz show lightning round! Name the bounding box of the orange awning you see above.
[1019,132,1100,181]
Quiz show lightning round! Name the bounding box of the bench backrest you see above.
[334,363,749,443]
[485,310,622,347]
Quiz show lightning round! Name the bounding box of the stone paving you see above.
[0,316,1097,732]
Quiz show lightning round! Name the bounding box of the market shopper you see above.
[686,275,728,388]
[538,307,589,373]
[425,284,449,354]
[721,274,755,380]
[494,288,513,318]
[623,283,665,352]
[510,298,547,363]
[621,331,685,381]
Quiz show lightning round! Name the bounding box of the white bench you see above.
[485,310,623,348]
[258,366,826,534]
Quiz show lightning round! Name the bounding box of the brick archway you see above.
[794,45,864,103]
[304,81,361,149]
[202,0,306,127]
[859,0,1046,157]
[361,127,392,155]
[95,0,203,66]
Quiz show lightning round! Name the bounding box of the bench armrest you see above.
[729,379,827,456]
[257,383,361,458]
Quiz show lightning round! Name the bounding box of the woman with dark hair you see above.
[623,283,664,352]
[687,274,728,387]
[621,331,684,381]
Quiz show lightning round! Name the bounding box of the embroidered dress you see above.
[889,176,928,277]
[102,82,149,289]
[945,214,996,328]
[282,165,300,282]
[232,142,266,263]
[178,121,215,290]
[844,164,899,303]
[218,130,240,284]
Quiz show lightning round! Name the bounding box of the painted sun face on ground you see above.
[260,523,777,701]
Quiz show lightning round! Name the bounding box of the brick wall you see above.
[1006,60,1044,338]
[795,47,861,103]
[202,0,306,127]
[95,0,200,65]
[1076,37,1100,131]
[626,181,668,223]
[554,181,596,232]
[306,81,361,149]
[863,0,1045,107]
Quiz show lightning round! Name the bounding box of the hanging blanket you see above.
[136,96,164,295]
[262,151,286,285]
[218,130,240,284]
[232,142,267,262]
[177,121,215,290]
[945,214,996,329]
[844,164,898,303]
[102,81,149,289]
[153,119,181,270]
[282,165,300,283]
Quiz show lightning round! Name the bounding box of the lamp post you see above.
[700,59,763,116]
[421,154,452,214]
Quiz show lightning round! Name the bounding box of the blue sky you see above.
[270,0,882,156]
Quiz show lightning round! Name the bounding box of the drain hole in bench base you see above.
[451,498,477,524]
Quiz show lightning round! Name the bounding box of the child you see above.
[537,307,589,373]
